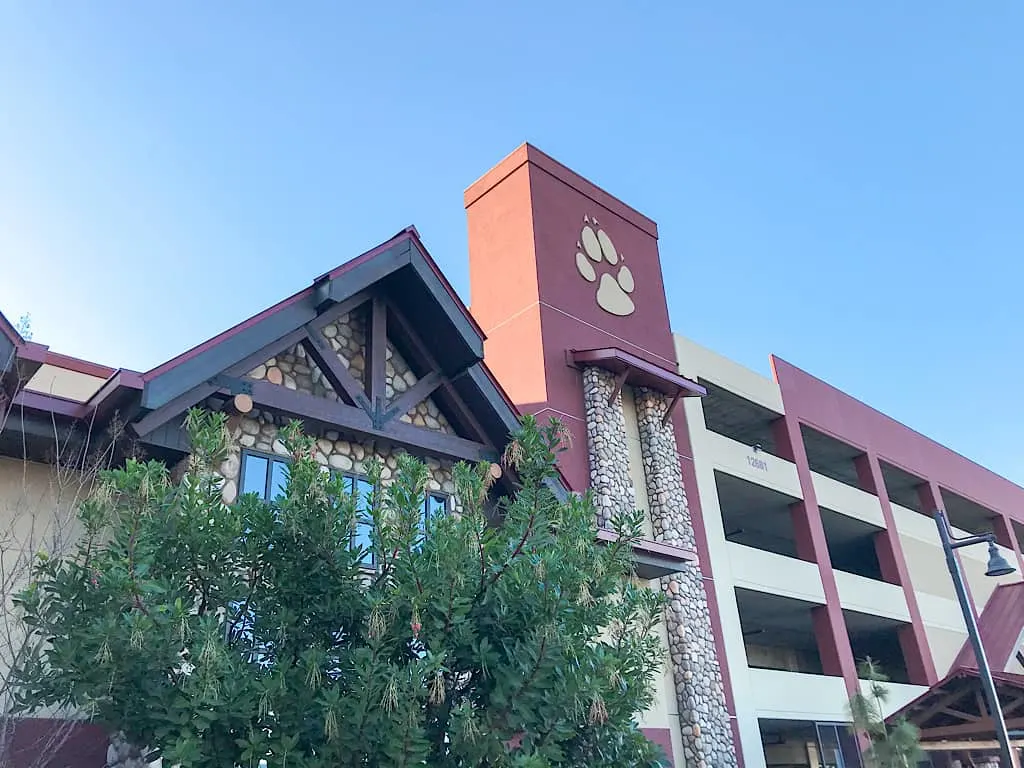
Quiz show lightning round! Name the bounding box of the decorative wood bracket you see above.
[608,369,630,405]
[300,327,373,415]
[378,371,444,427]
[662,389,683,425]
[206,374,252,396]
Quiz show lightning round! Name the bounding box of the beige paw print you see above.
[574,216,635,317]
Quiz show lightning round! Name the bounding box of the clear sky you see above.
[1,3,1021,484]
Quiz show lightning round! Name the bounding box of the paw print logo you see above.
[574,215,635,317]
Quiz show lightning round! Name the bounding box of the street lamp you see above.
[934,509,1017,767]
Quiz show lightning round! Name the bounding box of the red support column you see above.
[775,414,859,694]
[857,453,938,686]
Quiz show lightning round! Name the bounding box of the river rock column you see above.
[634,388,737,768]
[581,367,636,527]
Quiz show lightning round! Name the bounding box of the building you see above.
[676,337,1024,767]
[463,144,1024,768]
[2,143,1023,768]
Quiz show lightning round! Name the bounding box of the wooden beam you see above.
[133,327,309,437]
[300,328,372,414]
[439,372,490,443]
[247,379,495,463]
[385,300,490,444]
[1002,694,1024,717]
[921,716,1024,740]
[921,739,1024,751]
[662,388,683,425]
[366,297,387,408]
[385,299,436,373]
[914,687,971,726]
[306,291,372,332]
[943,708,983,723]
[380,370,443,426]
[608,368,629,405]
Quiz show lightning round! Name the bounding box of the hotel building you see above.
[2,144,1023,768]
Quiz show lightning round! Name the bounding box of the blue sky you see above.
[1,3,1021,483]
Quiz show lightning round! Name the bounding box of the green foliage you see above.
[12,410,667,767]
[848,658,923,768]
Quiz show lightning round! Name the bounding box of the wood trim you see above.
[381,371,443,426]
[662,388,683,426]
[440,373,491,443]
[134,327,309,437]
[608,368,629,405]
[366,297,387,407]
[385,300,490,444]
[921,715,1024,740]
[305,291,372,332]
[914,688,970,725]
[247,379,495,463]
[942,707,982,723]
[300,329,372,414]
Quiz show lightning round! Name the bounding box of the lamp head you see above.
[985,542,1016,578]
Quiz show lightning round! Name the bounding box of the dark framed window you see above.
[238,450,451,563]
[340,474,375,565]
[240,450,290,501]
[423,492,449,531]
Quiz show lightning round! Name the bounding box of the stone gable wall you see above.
[248,310,452,435]
[219,411,457,506]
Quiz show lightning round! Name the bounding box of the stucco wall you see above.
[24,365,108,403]
[621,387,654,538]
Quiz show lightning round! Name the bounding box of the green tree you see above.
[11,410,668,767]
[848,658,923,768]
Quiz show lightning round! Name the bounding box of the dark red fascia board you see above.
[10,370,144,422]
[569,347,706,398]
[596,527,699,565]
[12,390,90,419]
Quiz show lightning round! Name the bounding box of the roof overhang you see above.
[569,346,705,424]
[887,665,1024,744]
[596,527,698,579]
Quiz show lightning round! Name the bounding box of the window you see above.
[239,450,451,564]
[423,492,449,531]
[240,451,290,501]
[341,475,375,565]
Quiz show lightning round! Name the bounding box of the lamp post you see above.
[934,509,1017,767]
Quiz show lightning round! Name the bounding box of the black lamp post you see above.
[933,509,1017,767]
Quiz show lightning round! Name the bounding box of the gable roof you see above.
[140,228,484,411]
[954,582,1024,673]
[130,227,522,466]
[887,665,1024,742]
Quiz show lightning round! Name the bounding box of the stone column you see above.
[634,388,737,768]
[581,367,636,527]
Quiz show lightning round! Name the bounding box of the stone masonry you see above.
[634,388,736,768]
[217,410,457,505]
[247,309,453,434]
[581,364,736,767]
[581,367,636,528]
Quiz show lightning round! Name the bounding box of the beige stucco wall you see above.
[924,624,970,679]
[891,501,1020,634]
[24,364,108,402]
[634,578,686,766]
[621,387,654,537]
[0,457,89,713]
